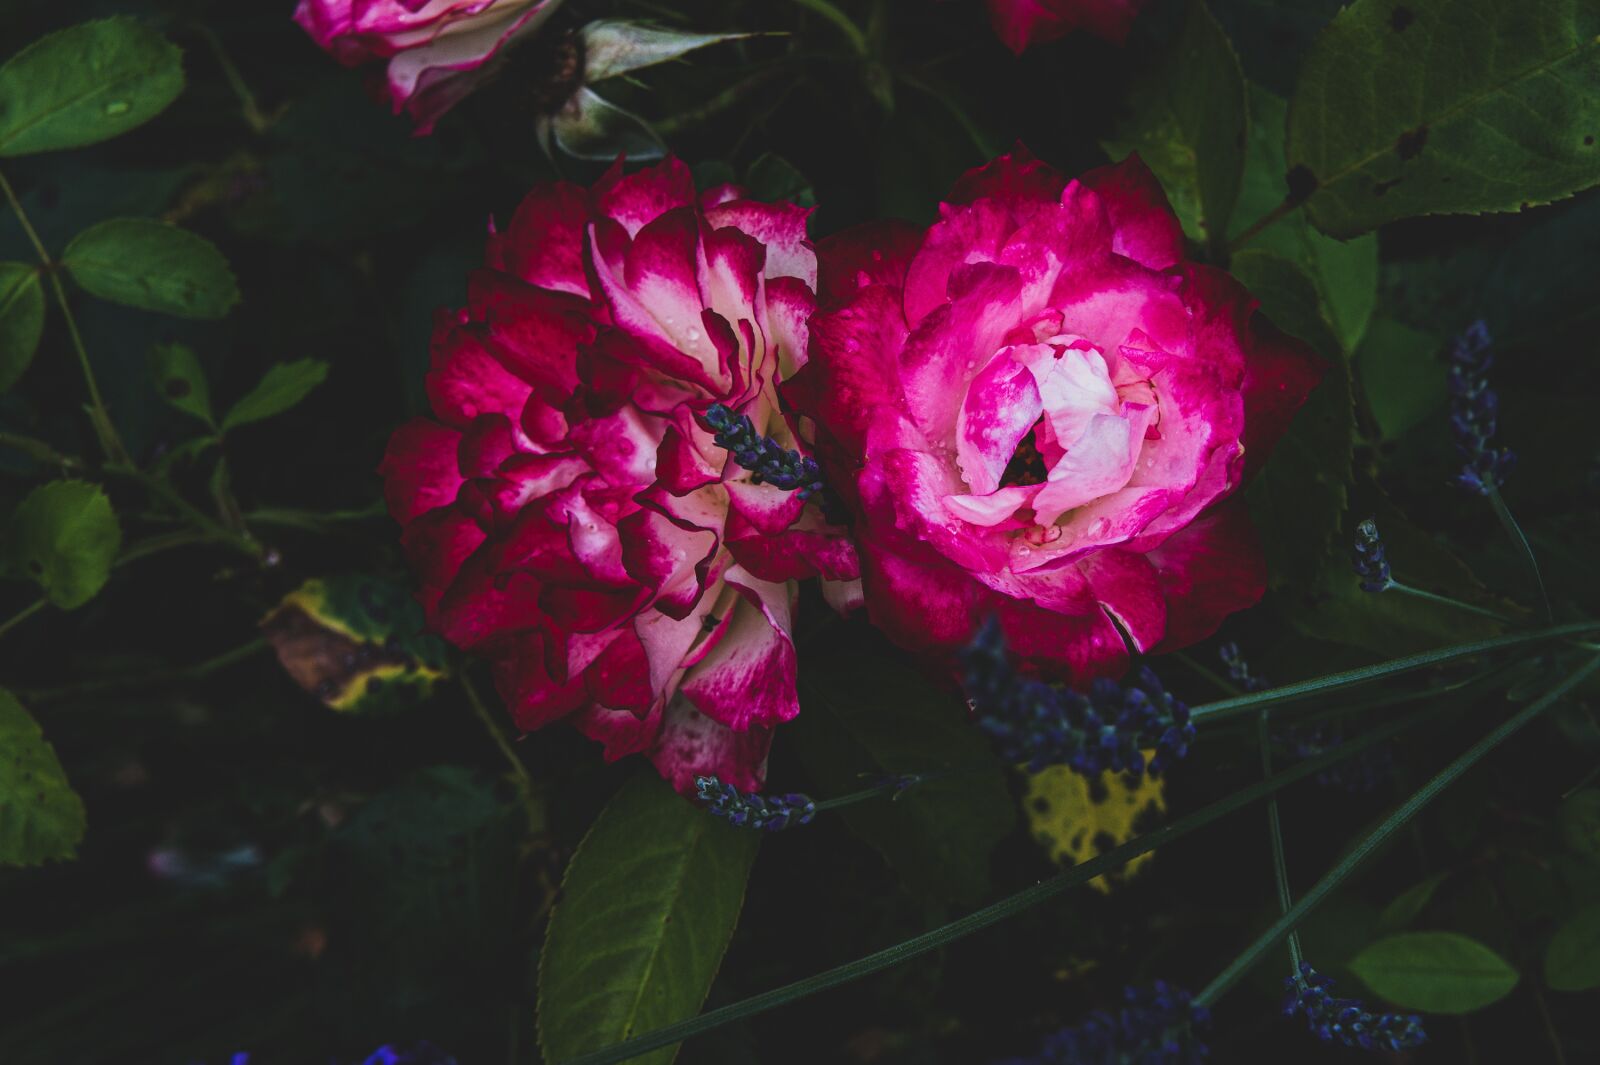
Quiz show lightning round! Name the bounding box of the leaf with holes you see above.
[1350,931,1519,1013]
[0,18,183,157]
[147,343,214,429]
[1023,760,1166,894]
[1288,0,1600,237]
[62,218,238,319]
[537,773,759,1065]
[1102,0,1247,246]
[0,688,86,866]
[4,480,121,609]
[0,262,44,392]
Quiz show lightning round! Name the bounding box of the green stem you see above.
[653,65,796,141]
[791,0,869,54]
[19,637,268,702]
[812,773,929,813]
[1187,622,1600,726]
[463,671,530,786]
[1389,581,1513,623]
[0,168,128,464]
[0,598,47,640]
[190,24,272,133]
[244,502,387,531]
[114,529,212,567]
[1486,485,1552,623]
[1259,711,1303,972]
[558,701,1452,1065]
[105,463,264,561]
[1192,651,1600,1008]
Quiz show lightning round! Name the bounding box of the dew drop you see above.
[103,100,131,116]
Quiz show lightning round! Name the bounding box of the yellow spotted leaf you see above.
[1022,757,1166,894]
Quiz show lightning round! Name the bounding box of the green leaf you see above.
[1350,931,1519,1013]
[0,261,44,392]
[1545,903,1600,991]
[61,217,238,319]
[1354,317,1446,440]
[538,773,759,1065]
[745,153,816,208]
[221,358,328,431]
[0,688,86,865]
[788,623,1014,906]
[147,343,214,429]
[1288,0,1600,238]
[0,18,183,157]
[1231,86,1378,352]
[1102,0,1247,246]
[1234,250,1354,597]
[1380,871,1451,930]
[4,480,121,609]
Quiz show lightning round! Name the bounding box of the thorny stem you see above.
[0,168,128,464]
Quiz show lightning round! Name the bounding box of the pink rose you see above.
[787,149,1323,683]
[986,0,1151,52]
[381,159,855,791]
[293,0,562,133]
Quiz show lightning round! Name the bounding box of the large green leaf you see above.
[0,688,86,866]
[1545,903,1600,991]
[1350,931,1519,1013]
[62,218,238,319]
[1288,0,1600,237]
[4,480,121,609]
[1231,86,1377,353]
[221,358,329,431]
[0,18,183,157]
[788,623,1014,906]
[1234,250,1353,596]
[1102,0,1247,247]
[0,262,44,392]
[538,773,759,1065]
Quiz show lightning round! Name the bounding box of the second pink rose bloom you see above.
[787,149,1324,684]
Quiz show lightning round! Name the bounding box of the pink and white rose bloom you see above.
[381,159,855,791]
[293,0,563,132]
[788,149,1323,684]
[986,0,1151,52]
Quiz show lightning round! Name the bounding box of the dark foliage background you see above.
[2,0,1599,1063]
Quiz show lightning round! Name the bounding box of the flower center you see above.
[999,419,1048,488]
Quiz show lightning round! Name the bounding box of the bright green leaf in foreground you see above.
[0,262,44,392]
[1350,931,1519,1013]
[62,218,238,319]
[0,18,183,157]
[4,480,121,609]
[0,688,86,866]
[1102,0,1246,246]
[537,773,760,1065]
[1289,0,1600,237]
[222,359,329,431]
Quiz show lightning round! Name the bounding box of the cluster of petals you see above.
[381,158,855,791]
[985,0,1151,53]
[786,149,1323,683]
[293,0,562,132]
